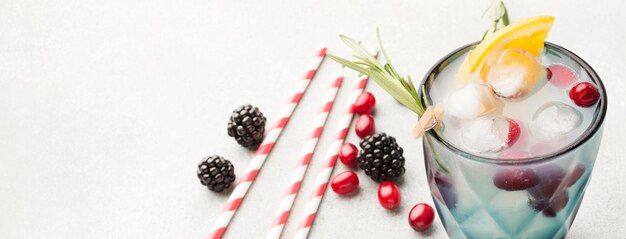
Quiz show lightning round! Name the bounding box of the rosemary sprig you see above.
[481,0,510,40]
[329,30,450,174]
[327,29,425,116]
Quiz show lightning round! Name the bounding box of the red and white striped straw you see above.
[207,45,327,239]
[266,68,344,239]
[293,45,378,239]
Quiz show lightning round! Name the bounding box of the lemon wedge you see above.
[469,15,555,73]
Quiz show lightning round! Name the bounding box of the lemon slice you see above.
[468,15,555,73]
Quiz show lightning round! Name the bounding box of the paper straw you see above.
[293,45,378,239]
[207,45,327,239]
[266,68,344,239]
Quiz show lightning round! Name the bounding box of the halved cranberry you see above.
[547,64,577,88]
[546,67,552,81]
[408,203,435,232]
[567,164,586,187]
[354,92,376,114]
[493,167,539,191]
[506,118,521,146]
[331,171,359,195]
[378,181,401,210]
[339,143,358,167]
[355,114,375,138]
[569,82,600,107]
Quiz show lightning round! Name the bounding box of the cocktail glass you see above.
[419,42,607,239]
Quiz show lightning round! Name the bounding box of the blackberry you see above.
[357,133,406,182]
[197,155,236,192]
[227,105,266,148]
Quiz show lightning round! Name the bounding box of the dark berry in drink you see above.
[435,173,457,209]
[493,167,539,191]
[567,164,586,187]
[528,164,567,200]
[542,190,570,217]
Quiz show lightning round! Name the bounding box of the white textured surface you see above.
[1,0,625,238]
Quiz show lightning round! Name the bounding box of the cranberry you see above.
[434,173,457,209]
[567,164,586,187]
[378,181,401,210]
[547,64,577,88]
[546,67,552,80]
[542,190,569,217]
[528,190,570,217]
[493,167,539,191]
[330,171,359,195]
[506,118,521,146]
[339,143,358,167]
[355,114,375,138]
[528,198,549,212]
[569,82,599,107]
[408,203,435,232]
[354,92,376,114]
[528,164,567,200]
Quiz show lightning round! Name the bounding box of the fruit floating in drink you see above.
[421,16,607,238]
[330,15,607,239]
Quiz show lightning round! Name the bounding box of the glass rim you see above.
[419,41,608,164]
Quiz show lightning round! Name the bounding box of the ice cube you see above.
[460,115,511,153]
[531,102,582,141]
[484,49,546,100]
[443,82,502,120]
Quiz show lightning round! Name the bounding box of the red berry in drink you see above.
[547,64,577,88]
[354,92,376,114]
[378,181,401,210]
[330,171,359,195]
[528,164,567,200]
[506,118,521,146]
[339,143,358,167]
[434,173,457,209]
[542,190,570,217]
[569,82,599,107]
[355,114,375,138]
[493,167,539,191]
[567,164,586,187]
[408,203,435,232]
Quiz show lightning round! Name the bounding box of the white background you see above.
[1,0,625,238]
